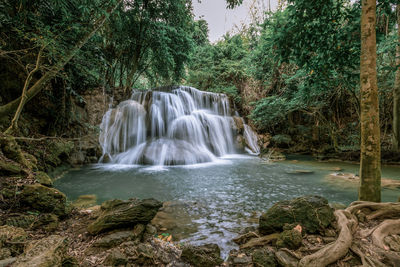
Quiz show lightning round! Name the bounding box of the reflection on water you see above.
[54,156,400,257]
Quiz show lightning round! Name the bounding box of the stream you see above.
[54,155,400,257]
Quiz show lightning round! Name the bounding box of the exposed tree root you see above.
[294,201,400,267]
[298,210,357,267]
[371,219,400,249]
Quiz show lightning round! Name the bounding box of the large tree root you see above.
[371,219,400,250]
[298,210,357,267]
[295,201,400,267]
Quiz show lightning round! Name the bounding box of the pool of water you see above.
[54,155,400,257]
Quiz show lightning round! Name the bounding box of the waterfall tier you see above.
[99,86,260,165]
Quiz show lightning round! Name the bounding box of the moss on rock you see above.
[181,244,223,267]
[20,184,67,217]
[34,171,53,187]
[87,198,162,235]
[259,195,334,235]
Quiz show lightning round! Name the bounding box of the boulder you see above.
[103,248,128,266]
[34,171,53,187]
[252,248,277,267]
[14,235,66,267]
[19,184,67,217]
[87,198,162,234]
[259,196,334,235]
[276,229,302,249]
[181,244,223,267]
[92,231,135,248]
[32,214,59,232]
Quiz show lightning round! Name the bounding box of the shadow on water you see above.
[54,156,400,257]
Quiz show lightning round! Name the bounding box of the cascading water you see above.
[99,86,260,165]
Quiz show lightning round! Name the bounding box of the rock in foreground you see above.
[181,244,223,267]
[87,198,162,234]
[259,195,334,235]
[19,184,67,217]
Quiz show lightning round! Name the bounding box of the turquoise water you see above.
[55,155,400,256]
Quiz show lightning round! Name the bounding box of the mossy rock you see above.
[252,248,277,267]
[259,195,334,235]
[34,171,53,187]
[32,214,59,232]
[276,229,302,249]
[20,184,67,217]
[87,198,162,234]
[5,214,37,229]
[0,158,22,174]
[181,244,223,267]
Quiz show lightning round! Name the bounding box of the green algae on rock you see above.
[259,195,335,235]
[20,184,67,217]
[87,198,162,235]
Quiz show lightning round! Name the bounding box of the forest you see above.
[1,0,400,266]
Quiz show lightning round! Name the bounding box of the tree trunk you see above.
[0,0,123,119]
[393,4,400,151]
[358,0,381,202]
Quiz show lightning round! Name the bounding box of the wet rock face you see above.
[19,184,67,217]
[259,195,335,235]
[181,244,224,267]
[87,198,162,235]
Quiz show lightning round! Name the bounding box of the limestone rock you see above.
[87,198,162,234]
[20,184,67,217]
[14,235,67,267]
[259,195,334,235]
[181,244,223,267]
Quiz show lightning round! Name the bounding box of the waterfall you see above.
[99,86,259,165]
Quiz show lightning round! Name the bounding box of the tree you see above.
[0,0,123,125]
[103,0,194,91]
[358,0,381,202]
[393,3,400,151]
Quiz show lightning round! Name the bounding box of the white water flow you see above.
[99,86,260,165]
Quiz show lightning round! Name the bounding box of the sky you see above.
[192,0,280,42]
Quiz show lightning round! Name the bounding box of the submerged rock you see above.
[14,235,67,267]
[181,244,223,267]
[19,184,67,217]
[259,195,334,235]
[72,194,97,208]
[87,198,162,234]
